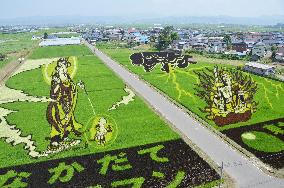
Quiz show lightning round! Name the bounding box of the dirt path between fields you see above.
[0,60,23,86]
[0,43,38,86]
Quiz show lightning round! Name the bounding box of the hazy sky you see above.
[1,0,284,19]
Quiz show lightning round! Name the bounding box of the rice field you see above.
[0,45,221,187]
[98,45,284,170]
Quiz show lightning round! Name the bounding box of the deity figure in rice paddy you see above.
[195,66,258,126]
[46,57,83,148]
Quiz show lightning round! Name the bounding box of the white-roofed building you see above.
[39,37,81,47]
[244,62,276,76]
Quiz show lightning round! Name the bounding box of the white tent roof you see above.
[39,37,81,47]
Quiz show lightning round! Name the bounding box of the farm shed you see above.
[39,37,81,47]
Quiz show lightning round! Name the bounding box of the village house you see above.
[244,62,276,76]
[152,26,164,34]
[261,33,280,46]
[275,45,284,62]
[126,32,149,44]
[187,37,199,46]
[231,42,248,53]
[275,33,284,44]
[227,42,248,56]
[177,30,191,40]
[231,35,244,44]
[105,28,123,41]
[192,43,207,51]
[251,42,270,61]
[245,41,255,49]
[196,35,209,44]
[171,40,190,51]
[108,33,122,41]
[207,37,225,53]
[90,31,103,42]
[207,43,225,53]
[244,32,261,43]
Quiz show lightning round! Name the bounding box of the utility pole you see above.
[219,161,224,188]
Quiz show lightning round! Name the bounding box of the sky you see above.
[0,0,284,19]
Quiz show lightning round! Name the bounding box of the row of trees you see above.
[223,34,232,50]
[43,32,49,39]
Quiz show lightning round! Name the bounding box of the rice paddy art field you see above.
[0,45,221,187]
[98,45,284,171]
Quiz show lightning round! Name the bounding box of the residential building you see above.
[207,37,225,53]
[251,42,272,61]
[275,45,284,62]
[244,62,276,76]
[232,42,248,53]
[192,43,207,51]
[171,40,190,51]
[126,32,149,44]
[244,32,261,43]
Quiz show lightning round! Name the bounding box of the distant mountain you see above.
[0,15,283,26]
[0,16,129,26]
[139,15,284,26]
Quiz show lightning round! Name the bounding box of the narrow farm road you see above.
[0,60,23,86]
[84,41,284,188]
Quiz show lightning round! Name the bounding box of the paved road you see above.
[85,42,284,188]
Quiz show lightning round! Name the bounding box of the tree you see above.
[170,32,179,41]
[156,26,179,51]
[223,34,232,50]
[0,53,6,61]
[149,35,156,43]
[43,32,48,39]
[271,45,278,61]
[149,35,157,48]
[127,41,136,48]
[119,29,125,40]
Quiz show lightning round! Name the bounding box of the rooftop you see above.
[245,62,276,70]
[39,37,81,47]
